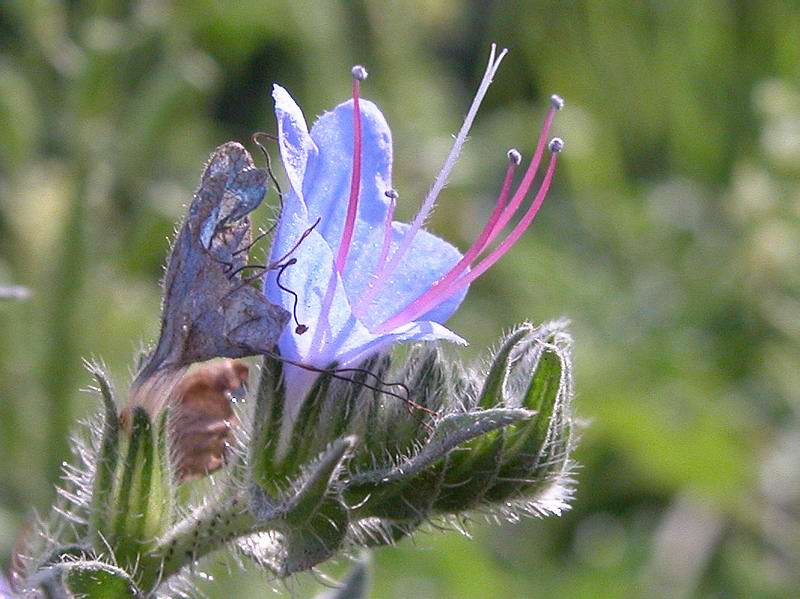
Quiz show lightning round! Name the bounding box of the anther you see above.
[550,94,565,111]
[351,65,368,81]
[384,189,399,200]
[507,149,522,165]
[548,137,564,153]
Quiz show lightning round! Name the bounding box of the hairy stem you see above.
[140,491,255,589]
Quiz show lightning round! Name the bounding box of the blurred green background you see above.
[1,1,799,597]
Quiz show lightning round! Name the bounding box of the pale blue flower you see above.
[0,573,13,599]
[265,46,563,411]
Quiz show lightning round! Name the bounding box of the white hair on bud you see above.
[351,65,368,81]
[548,137,564,153]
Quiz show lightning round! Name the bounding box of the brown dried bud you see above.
[130,142,289,417]
[172,359,249,482]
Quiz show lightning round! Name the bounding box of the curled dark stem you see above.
[275,258,307,335]
[326,366,412,399]
[225,260,279,295]
[226,263,267,280]
[270,217,321,268]
[252,132,284,209]
[221,205,320,289]
[266,351,437,419]
[233,229,271,257]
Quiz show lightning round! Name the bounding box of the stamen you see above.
[375,140,561,333]
[226,263,267,279]
[233,228,270,257]
[275,258,308,335]
[354,44,508,313]
[376,190,398,274]
[481,94,563,251]
[334,66,368,273]
[367,149,520,324]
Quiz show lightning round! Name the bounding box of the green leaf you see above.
[85,362,121,544]
[477,324,534,409]
[241,498,351,577]
[27,561,140,599]
[280,498,350,576]
[282,371,334,471]
[251,436,355,525]
[354,462,446,521]
[250,356,286,488]
[62,561,140,598]
[349,408,533,489]
[106,408,174,565]
[433,431,505,513]
[486,346,571,501]
[111,409,148,557]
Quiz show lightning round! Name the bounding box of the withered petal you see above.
[132,142,289,414]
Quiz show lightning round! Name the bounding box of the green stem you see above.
[139,491,256,590]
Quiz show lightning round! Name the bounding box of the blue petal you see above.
[273,85,319,197]
[265,201,466,408]
[272,87,470,324]
[344,222,469,330]
[305,97,394,242]
[279,319,466,424]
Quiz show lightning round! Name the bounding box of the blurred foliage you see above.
[1,1,799,597]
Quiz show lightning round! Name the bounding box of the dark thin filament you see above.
[270,217,321,267]
[226,263,267,279]
[225,218,320,293]
[251,132,284,209]
[233,229,270,257]
[275,258,307,334]
[266,351,437,418]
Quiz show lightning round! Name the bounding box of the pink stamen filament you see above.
[480,105,557,253]
[368,159,517,324]
[335,75,363,273]
[375,150,558,333]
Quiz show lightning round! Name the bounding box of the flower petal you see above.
[268,86,470,413]
[304,98,394,284]
[272,85,319,198]
[279,317,466,423]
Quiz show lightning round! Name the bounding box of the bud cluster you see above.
[11,321,575,597]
